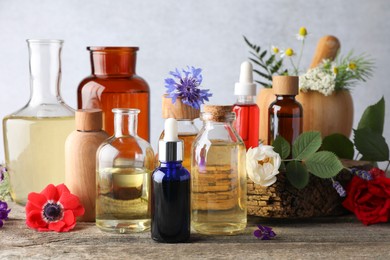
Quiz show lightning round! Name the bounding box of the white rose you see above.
[246,145,281,187]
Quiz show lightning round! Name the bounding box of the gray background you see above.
[0,0,389,160]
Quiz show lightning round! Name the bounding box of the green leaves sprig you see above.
[274,131,343,189]
[323,97,390,172]
[243,36,287,88]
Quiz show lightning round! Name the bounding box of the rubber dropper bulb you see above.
[234,61,256,96]
[163,118,179,142]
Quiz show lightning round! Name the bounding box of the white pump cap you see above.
[158,118,183,162]
[234,61,256,96]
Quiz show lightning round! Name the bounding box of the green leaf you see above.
[357,97,385,134]
[322,134,354,159]
[270,59,283,73]
[253,69,272,80]
[354,128,389,161]
[260,50,267,59]
[273,135,291,159]
[305,151,344,178]
[266,55,275,66]
[286,161,309,189]
[292,132,322,160]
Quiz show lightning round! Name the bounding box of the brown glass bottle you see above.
[268,76,303,146]
[77,47,150,141]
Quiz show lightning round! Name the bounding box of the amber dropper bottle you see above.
[268,76,303,146]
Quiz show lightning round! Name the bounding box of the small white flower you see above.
[246,145,281,187]
[299,67,336,96]
[271,45,280,54]
[296,27,308,41]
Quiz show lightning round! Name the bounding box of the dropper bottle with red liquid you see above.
[233,61,260,149]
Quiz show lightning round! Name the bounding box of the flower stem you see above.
[289,58,298,76]
[296,39,305,74]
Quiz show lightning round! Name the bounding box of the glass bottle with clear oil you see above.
[3,39,74,205]
[96,108,155,233]
[159,95,199,170]
[191,105,247,235]
[268,76,303,146]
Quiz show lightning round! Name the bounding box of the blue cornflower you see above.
[332,180,346,197]
[351,168,373,181]
[165,66,212,109]
[254,224,276,240]
[0,201,11,228]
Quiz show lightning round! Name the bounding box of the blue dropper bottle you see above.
[151,118,191,243]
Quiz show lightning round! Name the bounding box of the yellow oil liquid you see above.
[96,167,151,233]
[3,116,75,205]
[159,131,197,170]
[191,141,247,235]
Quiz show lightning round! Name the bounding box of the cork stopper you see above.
[203,105,234,122]
[75,109,103,131]
[162,94,200,120]
[272,76,299,95]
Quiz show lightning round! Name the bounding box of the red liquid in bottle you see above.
[233,103,259,149]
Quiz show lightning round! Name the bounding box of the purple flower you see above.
[165,66,212,109]
[254,224,276,240]
[351,168,373,181]
[0,201,11,228]
[0,166,7,182]
[332,180,346,197]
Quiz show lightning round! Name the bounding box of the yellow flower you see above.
[333,66,339,75]
[271,45,280,54]
[281,48,295,58]
[296,27,308,40]
[348,62,357,71]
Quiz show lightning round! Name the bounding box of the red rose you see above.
[26,184,85,232]
[342,175,390,225]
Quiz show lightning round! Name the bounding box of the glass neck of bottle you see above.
[236,95,255,104]
[160,161,182,168]
[114,111,138,137]
[28,40,63,106]
[276,95,296,100]
[89,48,137,76]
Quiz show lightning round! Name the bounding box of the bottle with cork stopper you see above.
[160,95,199,170]
[191,105,247,235]
[65,109,109,222]
[268,76,303,146]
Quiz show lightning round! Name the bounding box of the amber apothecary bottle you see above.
[159,95,199,170]
[268,76,303,146]
[77,47,150,141]
[191,105,247,235]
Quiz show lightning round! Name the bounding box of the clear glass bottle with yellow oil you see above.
[191,105,247,235]
[159,95,199,170]
[2,40,74,205]
[96,108,155,233]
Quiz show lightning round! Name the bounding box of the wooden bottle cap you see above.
[272,76,299,95]
[162,94,200,120]
[76,109,103,131]
[310,35,340,68]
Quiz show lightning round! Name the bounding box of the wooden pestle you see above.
[310,35,341,68]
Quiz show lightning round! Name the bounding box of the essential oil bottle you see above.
[152,118,191,243]
[268,76,303,146]
[191,105,247,235]
[232,61,259,149]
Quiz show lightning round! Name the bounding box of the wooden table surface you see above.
[1,202,390,259]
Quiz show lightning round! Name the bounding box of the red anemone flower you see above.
[26,184,85,232]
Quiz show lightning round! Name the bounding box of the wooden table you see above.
[1,202,389,259]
